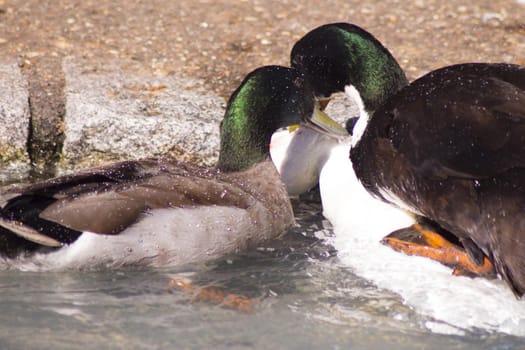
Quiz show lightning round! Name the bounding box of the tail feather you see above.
[0,218,61,247]
[0,226,43,258]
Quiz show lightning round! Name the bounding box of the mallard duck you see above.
[290,23,417,232]
[289,22,413,219]
[292,23,525,297]
[0,65,345,270]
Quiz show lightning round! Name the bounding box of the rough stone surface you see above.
[61,58,224,170]
[0,0,523,180]
[0,61,30,181]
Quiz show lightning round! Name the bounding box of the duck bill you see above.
[304,107,348,140]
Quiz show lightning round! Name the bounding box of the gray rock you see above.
[61,57,225,171]
[0,61,31,182]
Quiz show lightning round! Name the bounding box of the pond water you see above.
[0,193,523,349]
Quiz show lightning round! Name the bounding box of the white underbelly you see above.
[320,142,525,336]
[271,127,337,196]
[319,142,415,237]
[8,205,282,271]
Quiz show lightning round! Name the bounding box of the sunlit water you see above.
[0,190,524,349]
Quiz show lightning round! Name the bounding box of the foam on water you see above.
[320,142,525,336]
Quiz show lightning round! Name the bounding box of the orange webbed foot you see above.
[381,223,496,279]
[169,276,256,313]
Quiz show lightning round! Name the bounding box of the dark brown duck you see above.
[292,22,525,297]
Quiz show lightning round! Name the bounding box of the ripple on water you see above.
[0,187,524,348]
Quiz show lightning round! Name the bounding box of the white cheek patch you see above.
[345,85,365,114]
[344,85,370,147]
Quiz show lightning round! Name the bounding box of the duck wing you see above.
[383,63,525,180]
[0,158,251,253]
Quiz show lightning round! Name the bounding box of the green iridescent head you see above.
[291,23,409,112]
[217,66,317,172]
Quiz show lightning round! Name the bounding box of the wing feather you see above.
[1,158,254,242]
[380,63,525,179]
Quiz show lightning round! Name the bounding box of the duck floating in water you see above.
[292,22,525,297]
[0,65,345,270]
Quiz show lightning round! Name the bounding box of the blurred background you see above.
[1,0,524,98]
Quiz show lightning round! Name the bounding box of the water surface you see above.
[0,195,523,349]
